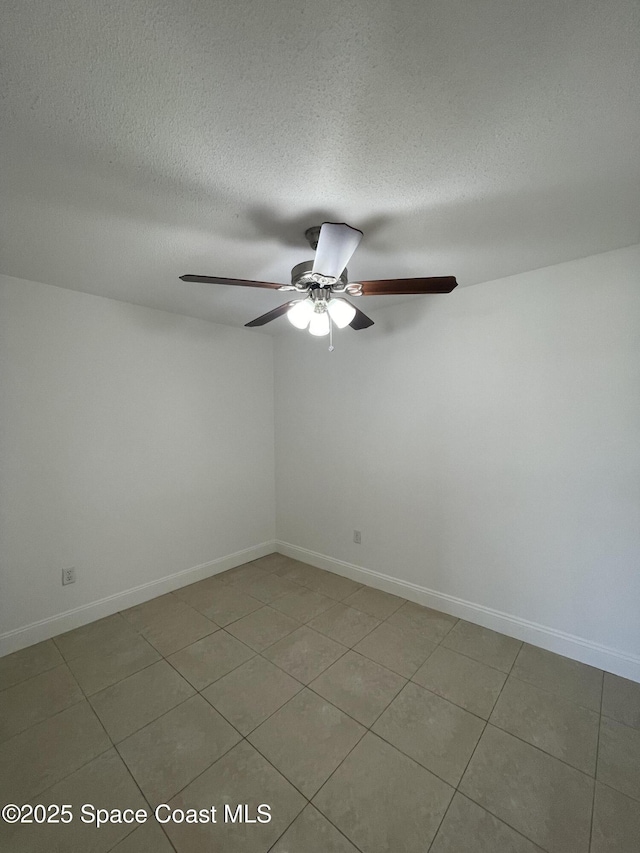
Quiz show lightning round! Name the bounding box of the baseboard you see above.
[0,541,277,658]
[276,540,640,683]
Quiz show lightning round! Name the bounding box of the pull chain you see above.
[328,315,334,352]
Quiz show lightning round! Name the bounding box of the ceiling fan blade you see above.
[312,222,363,281]
[245,301,298,327]
[349,304,375,330]
[356,276,458,295]
[180,274,283,290]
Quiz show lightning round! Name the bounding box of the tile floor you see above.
[1,553,639,852]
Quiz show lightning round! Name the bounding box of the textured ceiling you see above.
[1,0,639,331]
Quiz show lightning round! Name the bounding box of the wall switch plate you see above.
[353,530,361,544]
[62,567,76,585]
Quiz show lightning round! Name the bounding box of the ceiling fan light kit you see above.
[180,221,458,345]
[285,292,356,335]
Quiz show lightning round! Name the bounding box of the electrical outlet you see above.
[353,530,361,544]
[62,567,76,585]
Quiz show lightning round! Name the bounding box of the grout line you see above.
[434,638,522,675]
[500,670,603,714]
[160,629,257,690]
[243,735,315,801]
[82,656,169,699]
[265,802,365,853]
[443,788,557,853]
[480,718,598,781]
[0,657,64,695]
[258,642,351,688]
[119,731,244,815]
[110,692,198,747]
[427,662,527,851]
[107,749,165,852]
[0,665,87,746]
[424,645,529,850]
[197,659,307,733]
[424,787,457,853]
[405,675,493,724]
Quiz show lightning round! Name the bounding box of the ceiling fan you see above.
[181,222,457,336]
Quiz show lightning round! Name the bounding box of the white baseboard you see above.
[277,540,640,683]
[0,541,277,658]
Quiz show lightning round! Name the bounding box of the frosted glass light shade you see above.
[287,298,314,329]
[309,310,331,336]
[327,298,356,329]
[312,222,363,281]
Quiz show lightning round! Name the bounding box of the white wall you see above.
[274,245,640,679]
[0,276,275,651]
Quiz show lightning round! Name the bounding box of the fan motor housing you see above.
[290,260,349,292]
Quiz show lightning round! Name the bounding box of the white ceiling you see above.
[2,0,639,331]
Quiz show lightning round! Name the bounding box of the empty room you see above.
[1,1,639,852]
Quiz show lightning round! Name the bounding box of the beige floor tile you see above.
[167,630,254,690]
[203,656,302,735]
[354,621,436,678]
[164,740,305,853]
[281,561,326,587]
[139,607,218,656]
[248,688,365,798]
[387,601,458,643]
[0,640,63,690]
[597,715,640,800]
[54,613,139,661]
[229,572,301,603]
[441,620,522,672]
[121,594,188,631]
[66,634,160,695]
[490,676,599,774]
[459,725,593,853]
[90,660,194,742]
[266,556,310,577]
[602,672,640,730]
[271,804,360,852]
[172,577,230,612]
[310,651,406,726]
[306,571,362,601]
[110,821,175,853]
[118,695,240,805]
[263,626,346,684]
[2,749,147,853]
[373,682,484,786]
[413,646,506,719]
[0,701,111,802]
[0,664,84,742]
[199,587,263,626]
[591,781,640,853]
[308,603,380,647]
[226,607,300,651]
[430,792,544,853]
[270,588,335,622]
[172,575,223,599]
[313,732,453,853]
[343,586,406,620]
[269,563,298,578]
[217,564,266,586]
[511,644,603,711]
[249,553,296,574]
